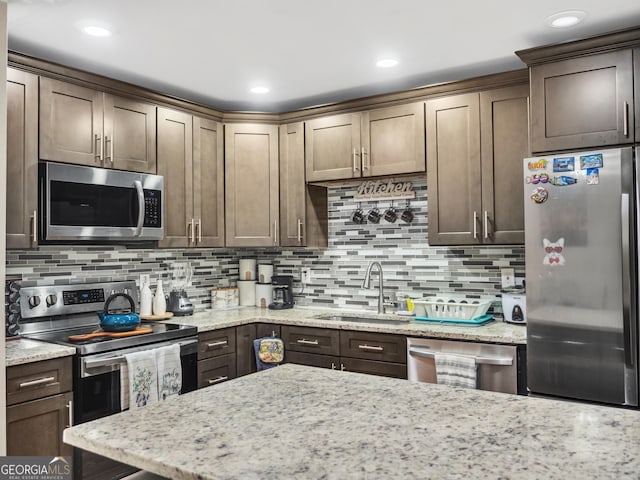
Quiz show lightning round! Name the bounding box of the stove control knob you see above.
[28,296,41,309]
[46,294,58,307]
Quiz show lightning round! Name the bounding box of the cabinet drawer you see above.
[198,328,236,360]
[197,355,236,388]
[256,323,281,339]
[340,331,406,363]
[7,357,72,406]
[285,351,340,370]
[340,357,407,379]
[281,326,340,356]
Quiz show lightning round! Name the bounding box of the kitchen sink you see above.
[313,314,411,325]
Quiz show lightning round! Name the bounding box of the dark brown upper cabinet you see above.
[40,77,157,173]
[305,102,425,182]
[427,84,529,246]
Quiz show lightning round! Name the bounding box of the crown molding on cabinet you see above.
[516,26,640,66]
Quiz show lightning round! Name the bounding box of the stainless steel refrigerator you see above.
[524,147,639,406]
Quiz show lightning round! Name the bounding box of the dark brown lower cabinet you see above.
[197,355,237,389]
[7,392,73,456]
[285,351,340,369]
[236,324,257,376]
[339,358,406,379]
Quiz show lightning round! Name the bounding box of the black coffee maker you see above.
[269,275,294,310]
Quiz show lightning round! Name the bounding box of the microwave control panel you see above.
[143,190,162,227]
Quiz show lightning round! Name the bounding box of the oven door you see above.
[39,161,164,242]
[73,337,197,480]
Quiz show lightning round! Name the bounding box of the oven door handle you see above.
[83,339,197,371]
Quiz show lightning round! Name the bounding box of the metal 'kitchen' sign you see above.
[355,180,416,202]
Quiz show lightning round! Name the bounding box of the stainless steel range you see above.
[19,280,198,480]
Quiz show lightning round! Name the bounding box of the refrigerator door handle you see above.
[621,193,634,367]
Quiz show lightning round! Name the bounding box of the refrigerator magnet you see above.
[526,173,549,184]
[549,175,578,186]
[530,187,549,204]
[527,159,548,171]
[580,153,604,170]
[543,238,565,266]
[586,168,599,185]
[553,157,575,172]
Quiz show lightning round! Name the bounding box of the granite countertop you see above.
[64,363,640,480]
[174,305,527,344]
[5,338,76,366]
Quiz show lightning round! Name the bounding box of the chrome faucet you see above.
[362,261,389,314]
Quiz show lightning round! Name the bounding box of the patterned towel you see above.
[434,352,477,389]
[156,344,182,401]
[253,337,284,371]
[122,349,159,410]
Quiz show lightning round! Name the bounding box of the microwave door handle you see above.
[134,180,145,237]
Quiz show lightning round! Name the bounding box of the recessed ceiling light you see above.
[82,25,112,37]
[250,86,269,94]
[376,59,399,68]
[545,10,587,28]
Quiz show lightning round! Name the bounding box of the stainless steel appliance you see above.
[167,262,194,316]
[524,147,639,406]
[38,161,164,242]
[19,281,197,479]
[268,275,294,310]
[501,285,526,324]
[407,338,521,394]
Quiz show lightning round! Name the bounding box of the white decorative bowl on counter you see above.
[412,298,492,320]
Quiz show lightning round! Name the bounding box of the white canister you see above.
[255,283,274,308]
[239,259,257,281]
[237,280,257,306]
[258,264,274,284]
[211,288,239,309]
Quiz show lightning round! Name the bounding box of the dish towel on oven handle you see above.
[155,344,182,401]
[121,349,159,410]
[434,352,478,389]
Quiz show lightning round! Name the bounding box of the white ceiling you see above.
[7,0,640,113]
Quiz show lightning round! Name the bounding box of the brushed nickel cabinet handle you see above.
[361,146,368,171]
[484,210,489,239]
[197,218,202,244]
[296,338,319,345]
[189,219,195,244]
[352,148,360,173]
[19,376,55,388]
[623,101,629,137]
[358,344,383,352]
[473,211,478,239]
[297,218,303,244]
[273,219,278,245]
[31,210,37,245]
[67,399,74,427]
[208,376,228,385]
[95,134,102,162]
[331,363,337,370]
[206,340,228,349]
[105,136,113,163]
[340,364,346,371]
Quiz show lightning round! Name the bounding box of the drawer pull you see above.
[358,344,384,352]
[67,399,74,428]
[208,376,228,385]
[19,376,55,388]
[206,340,228,349]
[297,338,319,346]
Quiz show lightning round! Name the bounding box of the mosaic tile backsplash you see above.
[5,179,524,315]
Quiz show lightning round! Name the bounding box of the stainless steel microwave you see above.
[39,162,164,242]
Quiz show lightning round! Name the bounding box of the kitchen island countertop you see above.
[64,363,640,480]
[175,305,526,344]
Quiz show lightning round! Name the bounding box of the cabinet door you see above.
[198,328,236,360]
[426,93,481,245]
[339,331,407,363]
[104,94,157,173]
[285,351,340,370]
[198,355,236,388]
[279,122,306,246]
[6,68,38,249]
[7,392,73,456]
[225,123,279,247]
[236,324,257,376]
[362,102,425,177]
[193,117,224,247]
[40,77,104,166]
[480,84,529,244]
[281,325,340,356]
[529,49,634,153]
[305,113,361,182]
[157,107,193,247]
[340,357,407,379]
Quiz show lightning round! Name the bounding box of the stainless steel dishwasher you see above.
[407,337,520,394]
